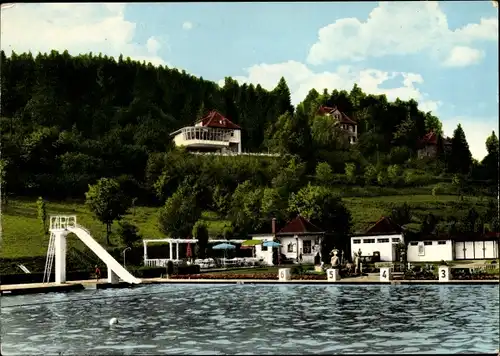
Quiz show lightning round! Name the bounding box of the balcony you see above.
[171,126,240,150]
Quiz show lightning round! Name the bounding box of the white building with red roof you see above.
[317,105,358,144]
[170,110,242,154]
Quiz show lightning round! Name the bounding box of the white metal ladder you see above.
[43,232,56,283]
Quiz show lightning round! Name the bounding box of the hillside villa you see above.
[317,105,358,144]
[170,110,242,154]
[417,131,452,159]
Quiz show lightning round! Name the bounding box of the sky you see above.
[1,2,498,160]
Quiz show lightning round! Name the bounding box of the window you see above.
[418,243,425,256]
[438,241,447,245]
[377,238,390,243]
[409,241,418,246]
[303,240,312,254]
[287,243,294,253]
[352,239,361,244]
[392,238,400,243]
[363,239,375,244]
[423,241,432,246]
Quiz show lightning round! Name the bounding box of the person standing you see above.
[94,265,101,282]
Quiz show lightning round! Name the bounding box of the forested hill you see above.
[1,50,498,203]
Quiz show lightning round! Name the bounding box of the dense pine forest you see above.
[1,50,498,254]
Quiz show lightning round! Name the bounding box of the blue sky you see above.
[1,2,498,159]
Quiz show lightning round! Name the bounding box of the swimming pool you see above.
[1,284,498,354]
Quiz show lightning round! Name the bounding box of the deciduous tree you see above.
[85,178,130,245]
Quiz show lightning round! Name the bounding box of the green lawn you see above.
[1,198,230,259]
[0,193,489,259]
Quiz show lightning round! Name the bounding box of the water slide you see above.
[68,225,142,284]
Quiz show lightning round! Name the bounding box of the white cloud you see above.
[307,2,498,66]
[441,116,497,160]
[146,37,161,55]
[443,46,484,67]
[182,21,193,30]
[0,3,167,66]
[220,60,441,112]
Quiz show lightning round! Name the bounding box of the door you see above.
[455,241,465,260]
[464,241,474,259]
[474,241,484,259]
[484,241,495,259]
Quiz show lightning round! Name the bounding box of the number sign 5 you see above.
[328,270,334,279]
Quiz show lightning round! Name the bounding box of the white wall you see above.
[454,240,499,260]
[407,240,453,262]
[351,234,403,262]
[278,236,319,264]
[252,235,274,266]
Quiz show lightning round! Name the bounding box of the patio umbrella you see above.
[212,243,236,250]
[212,243,235,268]
[262,241,281,248]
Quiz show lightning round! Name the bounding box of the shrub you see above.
[316,162,334,184]
[345,163,357,184]
[387,164,402,185]
[377,170,388,186]
[363,164,377,185]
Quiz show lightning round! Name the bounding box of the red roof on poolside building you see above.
[197,110,241,130]
[317,106,357,125]
[364,216,403,235]
[277,215,324,235]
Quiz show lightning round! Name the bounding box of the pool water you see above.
[1,284,498,355]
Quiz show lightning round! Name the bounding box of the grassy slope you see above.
[1,193,487,259]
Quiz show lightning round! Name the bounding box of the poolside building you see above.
[276,215,325,264]
[350,216,404,262]
[407,232,499,262]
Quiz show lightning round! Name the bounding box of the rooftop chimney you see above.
[272,218,276,234]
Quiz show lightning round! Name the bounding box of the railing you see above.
[49,215,77,231]
[179,127,236,142]
[145,258,173,267]
[191,152,280,157]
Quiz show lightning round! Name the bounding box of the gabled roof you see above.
[197,110,241,130]
[317,106,357,125]
[420,131,439,145]
[419,131,452,147]
[277,215,325,236]
[363,216,403,236]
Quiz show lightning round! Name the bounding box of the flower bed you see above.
[169,273,331,280]
[170,273,278,280]
[452,273,499,280]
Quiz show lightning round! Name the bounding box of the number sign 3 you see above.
[440,269,446,279]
